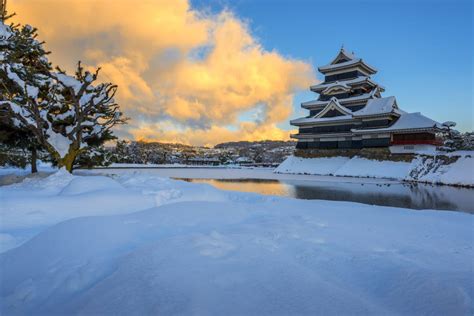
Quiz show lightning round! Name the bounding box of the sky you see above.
[10,0,473,146]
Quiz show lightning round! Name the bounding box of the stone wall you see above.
[294,147,415,162]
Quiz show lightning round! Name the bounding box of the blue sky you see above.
[192,0,473,132]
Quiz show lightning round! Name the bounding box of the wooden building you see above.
[291,48,445,153]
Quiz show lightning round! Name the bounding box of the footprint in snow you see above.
[193,231,236,258]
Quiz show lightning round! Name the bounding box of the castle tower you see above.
[291,48,445,153]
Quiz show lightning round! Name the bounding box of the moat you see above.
[80,167,474,213]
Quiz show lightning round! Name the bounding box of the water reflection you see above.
[177,178,474,213]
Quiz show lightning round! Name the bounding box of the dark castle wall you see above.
[299,124,355,134]
[296,138,390,150]
[324,71,366,83]
[361,119,392,128]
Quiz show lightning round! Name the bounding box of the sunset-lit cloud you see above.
[10,0,315,146]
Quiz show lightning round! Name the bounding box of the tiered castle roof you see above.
[291,48,444,137]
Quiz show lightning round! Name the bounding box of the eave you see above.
[318,59,377,75]
[310,77,384,92]
[291,132,355,139]
[352,127,440,135]
[290,116,357,127]
[302,93,375,109]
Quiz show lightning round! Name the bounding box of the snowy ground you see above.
[276,154,474,187]
[0,169,473,314]
[81,165,397,183]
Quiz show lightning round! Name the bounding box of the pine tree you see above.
[440,121,462,152]
[1,17,127,172]
[0,16,49,172]
[111,140,130,163]
[75,145,113,169]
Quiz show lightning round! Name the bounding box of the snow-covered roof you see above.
[290,114,353,125]
[352,112,445,134]
[319,58,358,69]
[318,58,377,75]
[293,96,403,127]
[292,98,355,125]
[329,48,356,64]
[321,83,351,95]
[301,99,331,108]
[310,76,383,92]
[314,98,352,117]
[302,90,377,109]
[353,96,398,117]
[331,47,356,64]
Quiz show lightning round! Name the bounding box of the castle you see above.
[291,48,445,154]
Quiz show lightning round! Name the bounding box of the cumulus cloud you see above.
[11,0,315,145]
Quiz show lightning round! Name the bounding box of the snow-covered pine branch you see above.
[1,19,127,172]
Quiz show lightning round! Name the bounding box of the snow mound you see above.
[60,175,124,195]
[1,168,473,314]
[117,171,229,204]
[275,156,349,175]
[333,157,412,179]
[407,156,474,186]
[4,168,74,193]
[0,199,472,315]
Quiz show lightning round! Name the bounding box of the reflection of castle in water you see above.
[181,178,473,213]
[288,181,467,212]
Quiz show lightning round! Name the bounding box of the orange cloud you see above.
[129,122,298,147]
[10,0,315,145]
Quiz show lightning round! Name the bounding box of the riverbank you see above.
[1,169,472,314]
[275,152,474,187]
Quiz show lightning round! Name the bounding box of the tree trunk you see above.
[43,142,78,173]
[59,148,79,173]
[61,151,77,173]
[31,146,38,173]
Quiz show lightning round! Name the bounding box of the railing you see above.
[391,139,442,146]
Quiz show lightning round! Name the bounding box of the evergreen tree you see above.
[1,17,127,172]
[0,16,50,172]
[440,121,462,152]
[112,140,131,163]
[75,145,113,169]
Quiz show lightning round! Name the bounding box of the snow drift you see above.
[0,170,473,315]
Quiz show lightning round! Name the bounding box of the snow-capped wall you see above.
[275,153,474,187]
[272,156,350,175]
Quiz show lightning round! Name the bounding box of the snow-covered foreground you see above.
[276,154,474,187]
[1,170,473,315]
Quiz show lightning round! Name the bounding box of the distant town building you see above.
[291,48,446,153]
[187,157,220,166]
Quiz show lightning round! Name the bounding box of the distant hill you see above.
[214,140,296,149]
[108,139,296,165]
